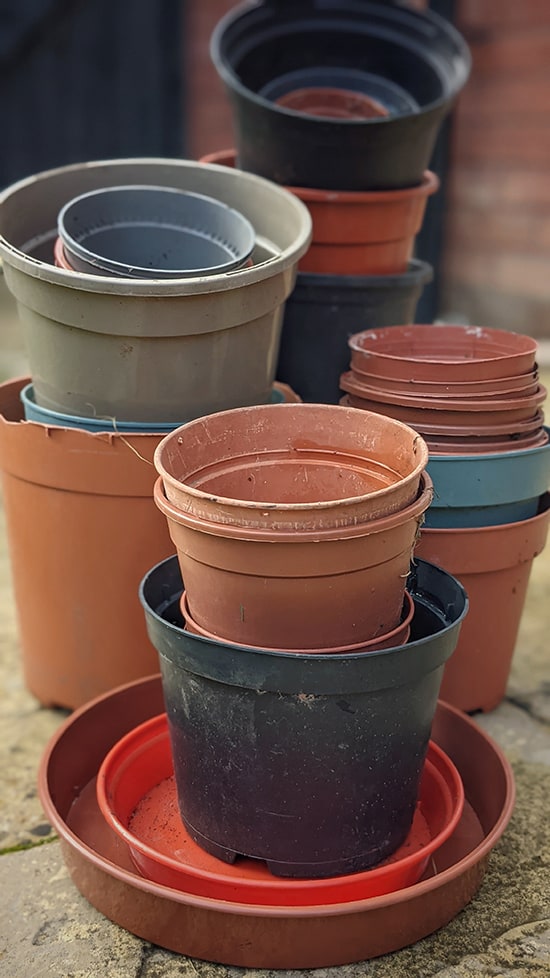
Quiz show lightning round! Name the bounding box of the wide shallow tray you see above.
[96,714,464,905]
[38,675,515,969]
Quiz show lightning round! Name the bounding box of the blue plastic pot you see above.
[426,433,550,528]
[20,384,285,432]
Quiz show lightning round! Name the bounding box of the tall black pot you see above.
[211,0,471,191]
[140,556,467,879]
[276,259,433,404]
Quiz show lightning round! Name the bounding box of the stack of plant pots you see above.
[209,0,471,403]
[0,158,311,708]
[139,400,470,882]
[340,323,550,712]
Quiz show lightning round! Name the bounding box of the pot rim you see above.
[293,169,439,205]
[153,473,433,543]
[427,429,550,462]
[210,2,471,126]
[348,324,538,369]
[0,158,312,296]
[154,403,429,521]
[340,374,547,414]
[419,493,550,539]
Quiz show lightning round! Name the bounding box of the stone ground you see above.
[0,277,549,977]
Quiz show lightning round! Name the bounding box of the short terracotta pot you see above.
[340,372,547,427]
[153,474,433,650]
[154,403,429,532]
[348,325,538,383]
[0,376,172,709]
[416,497,550,713]
[180,588,414,654]
[275,86,390,119]
[199,148,439,276]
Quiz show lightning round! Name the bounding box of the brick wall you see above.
[441,0,550,336]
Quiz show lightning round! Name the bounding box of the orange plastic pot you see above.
[416,498,550,713]
[349,325,538,382]
[154,403,429,532]
[0,376,173,709]
[274,86,390,119]
[199,149,438,276]
[153,474,432,649]
[347,367,539,398]
[340,373,547,426]
[180,588,414,654]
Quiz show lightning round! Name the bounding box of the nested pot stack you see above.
[0,158,311,708]
[205,0,471,404]
[340,323,550,713]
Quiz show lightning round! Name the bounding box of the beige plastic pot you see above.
[153,474,433,650]
[154,403,429,531]
[416,499,550,713]
[0,159,311,422]
[0,376,173,710]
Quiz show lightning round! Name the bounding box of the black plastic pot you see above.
[276,260,433,404]
[211,0,471,190]
[140,555,467,879]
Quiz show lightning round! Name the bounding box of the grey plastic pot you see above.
[0,159,311,423]
[58,185,256,279]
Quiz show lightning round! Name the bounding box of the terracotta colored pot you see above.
[199,148,438,276]
[0,158,311,422]
[53,235,73,270]
[348,325,538,383]
[425,428,549,456]
[347,367,539,399]
[340,373,546,426]
[275,86,390,119]
[153,474,433,649]
[0,376,173,709]
[154,403,428,532]
[341,394,545,439]
[416,497,550,713]
[180,588,414,654]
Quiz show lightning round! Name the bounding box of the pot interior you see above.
[185,451,403,505]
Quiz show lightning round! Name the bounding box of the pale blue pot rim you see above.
[20,383,285,432]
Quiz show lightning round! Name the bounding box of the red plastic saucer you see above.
[97,714,464,906]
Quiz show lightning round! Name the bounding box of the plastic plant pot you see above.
[348,325,538,383]
[140,555,467,877]
[341,396,546,441]
[425,438,550,528]
[346,367,540,399]
[180,588,414,654]
[53,235,73,269]
[37,674,515,968]
[339,373,547,427]
[0,158,311,422]
[210,1,470,191]
[276,262,432,404]
[19,382,292,432]
[259,67,419,116]
[275,86,389,120]
[154,475,432,650]
[198,148,438,276]
[0,376,173,709]
[97,715,463,903]
[154,402,429,531]
[58,185,255,278]
[424,428,550,456]
[416,496,550,713]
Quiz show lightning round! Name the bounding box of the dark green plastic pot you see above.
[140,555,467,879]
